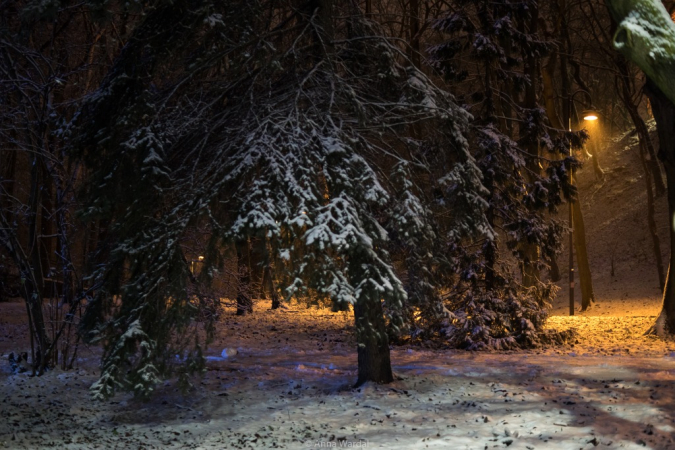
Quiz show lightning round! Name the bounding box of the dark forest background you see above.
[2,0,675,398]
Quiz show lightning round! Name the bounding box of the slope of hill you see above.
[550,121,668,319]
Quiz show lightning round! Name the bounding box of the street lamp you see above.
[582,109,600,122]
[567,91,598,316]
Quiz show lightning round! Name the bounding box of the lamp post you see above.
[567,90,598,316]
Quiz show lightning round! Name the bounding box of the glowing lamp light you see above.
[198,255,204,261]
[582,109,600,121]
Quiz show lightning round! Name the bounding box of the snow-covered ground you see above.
[2,300,675,450]
[2,124,675,449]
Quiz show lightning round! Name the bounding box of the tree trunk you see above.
[548,255,561,282]
[484,175,497,291]
[409,0,421,69]
[27,153,50,374]
[353,296,393,387]
[259,263,268,300]
[519,9,541,288]
[315,0,334,58]
[572,180,596,311]
[541,47,563,283]
[0,150,16,216]
[406,0,423,142]
[584,127,605,181]
[542,52,563,129]
[0,157,49,374]
[589,152,605,181]
[638,138,666,288]
[613,58,668,287]
[521,243,540,288]
[559,0,571,133]
[39,166,53,283]
[235,239,253,316]
[623,90,666,196]
[644,79,675,335]
[637,121,665,194]
[265,264,280,310]
[644,133,666,196]
[248,237,263,298]
[259,239,280,309]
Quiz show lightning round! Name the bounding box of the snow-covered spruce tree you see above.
[385,127,493,342]
[428,0,583,349]
[73,0,488,396]
[71,0,243,399]
[387,161,444,340]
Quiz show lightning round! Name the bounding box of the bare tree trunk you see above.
[542,47,563,283]
[520,8,541,288]
[39,165,53,283]
[258,238,280,309]
[235,239,253,316]
[406,0,423,142]
[484,176,497,291]
[638,138,666,288]
[0,150,16,215]
[625,98,666,195]
[409,0,421,69]
[584,126,605,181]
[613,63,668,286]
[265,265,280,310]
[589,152,605,181]
[548,256,561,282]
[636,112,666,195]
[542,52,563,129]
[572,189,596,311]
[248,237,263,299]
[520,243,540,288]
[316,0,334,58]
[27,154,49,373]
[645,79,675,335]
[559,0,571,134]
[259,263,268,300]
